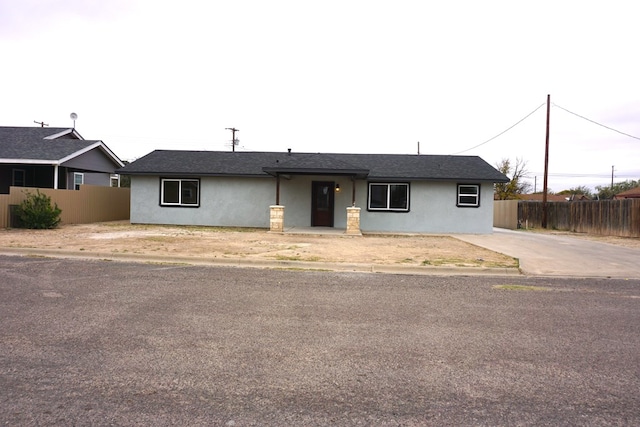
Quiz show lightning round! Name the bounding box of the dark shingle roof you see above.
[119,150,509,183]
[0,126,123,167]
[0,126,81,142]
[0,126,91,161]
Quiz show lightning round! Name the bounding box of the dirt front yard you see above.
[0,221,519,269]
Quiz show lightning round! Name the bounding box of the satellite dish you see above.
[70,112,78,120]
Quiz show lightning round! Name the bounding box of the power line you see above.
[552,103,640,141]
[452,102,546,155]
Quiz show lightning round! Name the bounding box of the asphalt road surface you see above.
[1,256,639,426]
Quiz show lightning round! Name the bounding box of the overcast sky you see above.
[2,0,639,192]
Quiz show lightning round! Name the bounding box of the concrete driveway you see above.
[457,228,640,278]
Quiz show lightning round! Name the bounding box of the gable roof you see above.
[119,150,509,183]
[0,126,83,142]
[614,186,640,199]
[517,193,570,202]
[0,126,123,167]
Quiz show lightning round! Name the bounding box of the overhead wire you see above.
[451,102,546,155]
[552,103,640,141]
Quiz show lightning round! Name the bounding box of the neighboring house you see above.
[517,193,570,202]
[119,149,509,234]
[614,186,640,199]
[0,126,124,193]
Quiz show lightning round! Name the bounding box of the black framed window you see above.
[457,184,480,207]
[368,183,409,211]
[161,178,200,207]
[12,169,25,187]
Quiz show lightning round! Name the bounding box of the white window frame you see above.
[457,184,480,207]
[367,182,410,212]
[74,172,84,190]
[160,178,200,207]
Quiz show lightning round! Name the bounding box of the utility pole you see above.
[542,94,550,229]
[33,120,48,127]
[611,165,614,189]
[225,127,239,152]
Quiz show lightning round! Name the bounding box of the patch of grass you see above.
[422,257,519,268]
[275,255,321,262]
[422,258,473,266]
[144,261,190,266]
[493,284,548,291]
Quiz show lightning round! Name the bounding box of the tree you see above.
[15,190,62,229]
[595,179,639,200]
[494,158,532,200]
[557,186,593,199]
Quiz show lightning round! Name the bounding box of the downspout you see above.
[276,173,281,205]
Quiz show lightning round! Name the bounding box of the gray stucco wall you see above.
[355,181,495,234]
[130,175,495,233]
[130,176,275,227]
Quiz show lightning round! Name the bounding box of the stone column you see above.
[269,205,285,232]
[346,206,361,235]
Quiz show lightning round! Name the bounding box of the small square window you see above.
[457,184,480,207]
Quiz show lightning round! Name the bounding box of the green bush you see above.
[15,190,62,229]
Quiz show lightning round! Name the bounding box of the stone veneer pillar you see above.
[346,206,361,235]
[269,205,285,232]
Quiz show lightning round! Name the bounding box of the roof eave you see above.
[262,167,370,178]
[0,159,58,165]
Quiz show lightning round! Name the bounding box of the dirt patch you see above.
[0,221,518,269]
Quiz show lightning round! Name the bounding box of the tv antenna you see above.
[225,127,239,152]
[34,120,49,127]
[70,112,78,128]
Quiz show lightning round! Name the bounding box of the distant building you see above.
[0,126,123,194]
[613,186,640,199]
[512,194,570,202]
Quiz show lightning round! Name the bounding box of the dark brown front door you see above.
[311,181,334,227]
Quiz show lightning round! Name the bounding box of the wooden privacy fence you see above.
[0,185,130,228]
[493,200,519,230]
[504,199,640,237]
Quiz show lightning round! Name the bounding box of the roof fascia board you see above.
[43,128,83,140]
[368,176,510,183]
[121,171,271,178]
[262,167,370,177]
[0,159,57,165]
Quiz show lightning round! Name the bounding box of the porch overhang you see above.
[262,166,369,179]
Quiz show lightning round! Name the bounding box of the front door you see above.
[311,181,334,227]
